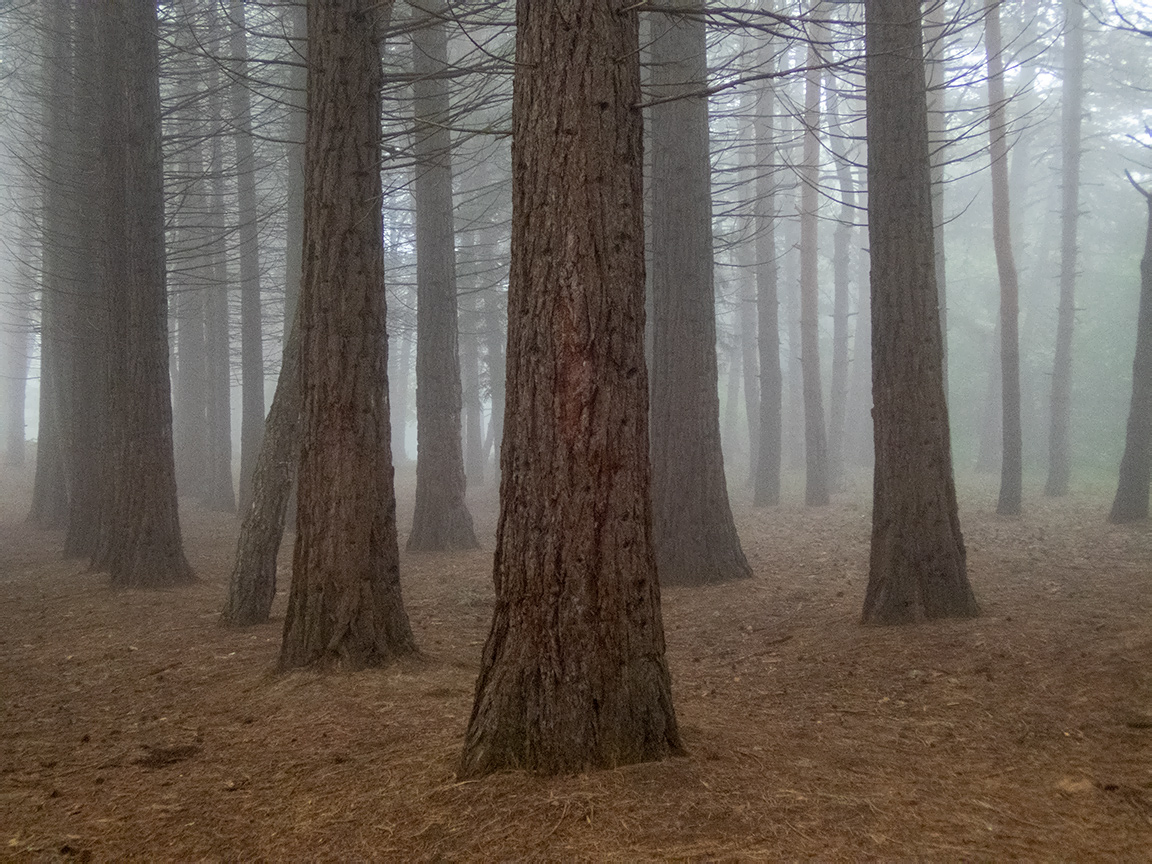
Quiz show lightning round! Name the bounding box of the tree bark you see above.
[861,0,978,625]
[92,0,192,588]
[279,0,416,670]
[985,0,1023,516]
[1044,0,1084,497]
[648,0,750,585]
[407,1,478,551]
[459,0,681,777]
[1109,179,1152,523]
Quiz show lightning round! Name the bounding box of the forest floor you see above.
[1,461,1150,862]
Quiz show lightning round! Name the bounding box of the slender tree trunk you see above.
[649,0,750,585]
[460,293,485,488]
[407,1,478,551]
[862,0,978,625]
[799,2,830,506]
[279,0,416,670]
[827,85,857,491]
[985,0,1023,515]
[740,269,760,485]
[1045,0,1083,497]
[1109,179,1152,523]
[92,0,192,588]
[753,63,782,507]
[483,288,505,479]
[283,2,307,341]
[231,0,265,516]
[222,309,301,625]
[4,302,29,467]
[459,0,681,776]
[391,283,415,466]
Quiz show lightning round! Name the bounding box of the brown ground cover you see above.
[1,463,1150,862]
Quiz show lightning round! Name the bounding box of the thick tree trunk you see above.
[1045,0,1083,497]
[648,0,750,585]
[1109,181,1152,523]
[985,0,1023,516]
[799,3,830,506]
[861,0,978,625]
[222,309,301,625]
[459,0,681,777]
[753,66,782,507]
[92,0,192,588]
[279,0,416,670]
[407,1,478,551]
[231,0,265,516]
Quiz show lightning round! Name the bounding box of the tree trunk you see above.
[1109,180,1152,523]
[1044,0,1083,497]
[92,0,192,588]
[648,0,750,585]
[459,0,681,777]
[925,0,949,397]
[460,291,485,488]
[740,269,760,485]
[406,1,478,551]
[753,63,782,507]
[861,0,978,625]
[482,288,505,479]
[279,0,416,670]
[391,284,414,466]
[985,0,1023,516]
[231,0,265,516]
[283,2,307,342]
[222,309,302,625]
[799,2,830,506]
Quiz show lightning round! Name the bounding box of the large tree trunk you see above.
[458,0,681,777]
[1044,0,1084,497]
[799,2,830,506]
[222,309,301,625]
[279,0,416,670]
[406,1,478,551]
[861,0,978,625]
[231,0,265,516]
[753,61,782,508]
[1109,179,1152,523]
[648,0,750,585]
[92,0,192,588]
[985,0,1023,516]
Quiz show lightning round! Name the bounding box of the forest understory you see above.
[1,463,1150,862]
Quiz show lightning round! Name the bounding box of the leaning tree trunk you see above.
[230,0,265,516]
[1044,0,1084,497]
[861,0,978,625]
[648,0,750,585]
[92,0,192,588]
[279,0,416,670]
[799,1,830,506]
[985,0,1023,516]
[1109,178,1152,523]
[221,308,302,625]
[458,0,681,778]
[406,1,478,551]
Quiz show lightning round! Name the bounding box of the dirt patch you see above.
[1,464,1150,861]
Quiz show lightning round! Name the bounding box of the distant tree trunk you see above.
[92,0,192,588]
[231,0,265,516]
[985,0,1023,516]
[1109,178,1152,523]
[29,0,75,530]
[279,0,416,670]
[458,0,681,777]
[649,0,750,585]
[460,293,485,488]
[827,84,857,491]
[4,302,29,467]
[202,95,236,514]
[1044,0,1083,497]
[222,309,301,625]
[861,0,978,625]
[799,4,830,506]
[407,1,478,551]
[925,0,949,395]
[753,66,782,507]
[482,289,505,478]
[784,212,805,472]
[283,2,307,340]
[740,272,760,485]
[391,282,415,466]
